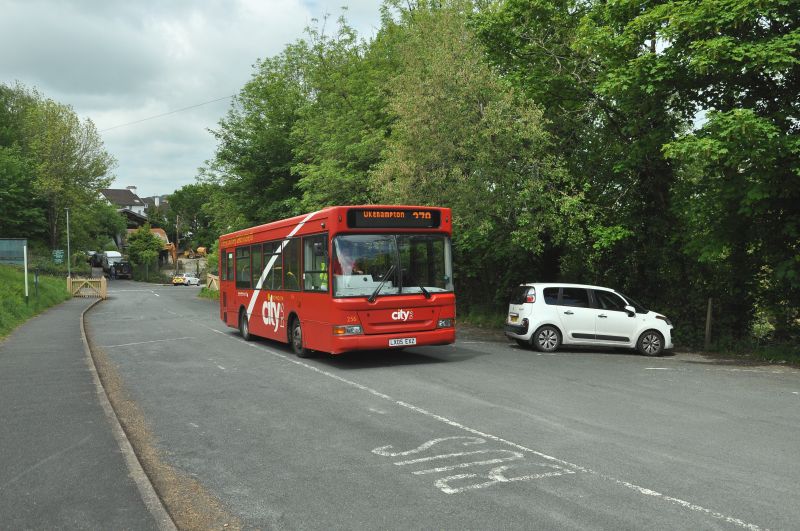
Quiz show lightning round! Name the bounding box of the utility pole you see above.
[175,214,180,275]
[65,207,71,278]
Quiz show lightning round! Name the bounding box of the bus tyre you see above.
[239,311,252,341]
[291,319,312,358]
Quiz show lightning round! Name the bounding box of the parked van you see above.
[101,251,123,276]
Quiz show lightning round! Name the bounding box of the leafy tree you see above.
[474,0,799,342]
[167,182,219,248]
[0,84,47,239]
[373,1,581,310]
[291,14,396,209]
[0,145,46,238]
[68,201,127,253]
[207,41,312,226]
[19,89,115,249]
[126,224,164,279]
[652,0,800,337]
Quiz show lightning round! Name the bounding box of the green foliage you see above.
[474,0,799,344]
[206,40,311,226]
[0,264,71,339]
[198,287,219,300]
[291,15,396,209]
[167,182,219,248]
[198,0,798,349]
[126,223,164,275]
[0,82,121,255]
[372,1,583,309]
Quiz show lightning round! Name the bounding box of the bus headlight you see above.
[333,325,363,335]
[437,318,454,328]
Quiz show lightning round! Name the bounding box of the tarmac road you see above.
[86,281,800,530]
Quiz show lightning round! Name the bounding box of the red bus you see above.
[218,205,455,356]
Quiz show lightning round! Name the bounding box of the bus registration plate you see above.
[389,337,416,347]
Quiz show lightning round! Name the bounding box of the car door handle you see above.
[598,314,608,318]
[564,310,574,315]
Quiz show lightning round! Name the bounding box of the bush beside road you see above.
[0,264,71,339]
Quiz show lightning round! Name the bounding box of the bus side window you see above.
[283,238,300,291]
[225,251,234,281]
[251,243,262,287]
[219,249,226,280]
[236,247,250,289]
[264,242,281,290]
[303,234,328,291]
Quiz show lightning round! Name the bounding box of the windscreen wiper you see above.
[402,271,431,299]
[368,264,396,303]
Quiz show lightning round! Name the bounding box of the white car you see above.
[173,273,200,286]
[505,283,673,356]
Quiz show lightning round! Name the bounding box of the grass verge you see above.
[0,264,71,339]
[198,287,219,300]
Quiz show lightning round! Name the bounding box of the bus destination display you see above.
[347,208,441,229]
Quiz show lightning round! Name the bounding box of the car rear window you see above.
[509,286,533,305]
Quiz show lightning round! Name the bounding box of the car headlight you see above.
[655,315,672,327]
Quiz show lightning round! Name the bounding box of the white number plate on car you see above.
[389,337,416,347]
[509,313,519,323]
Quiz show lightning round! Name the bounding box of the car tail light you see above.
[525,287,536,303]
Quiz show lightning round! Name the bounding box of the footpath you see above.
[0,298,167,530]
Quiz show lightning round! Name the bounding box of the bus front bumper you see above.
[329,328,455,355]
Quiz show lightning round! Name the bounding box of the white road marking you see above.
[100,337,192,349]
[217,365,226,371]
[645,367,673,370]
[195,322,764,530]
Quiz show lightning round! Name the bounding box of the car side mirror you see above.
[624,305,636,317]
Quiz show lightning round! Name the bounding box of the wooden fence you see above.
[206,273,219,291]
[68,276,108,299]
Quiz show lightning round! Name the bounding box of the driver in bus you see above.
[334,242,363,276]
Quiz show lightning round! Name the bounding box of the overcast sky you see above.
[0,0,382,198]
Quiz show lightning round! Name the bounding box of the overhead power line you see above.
[99,95,235,132]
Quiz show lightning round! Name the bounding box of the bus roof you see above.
[219,205,452,246]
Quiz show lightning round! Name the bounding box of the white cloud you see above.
[0,0,382,197]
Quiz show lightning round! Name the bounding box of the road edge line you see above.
[79,298,177,531]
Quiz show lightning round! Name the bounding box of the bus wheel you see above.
[291,318,312,358]
[239,311,252,341]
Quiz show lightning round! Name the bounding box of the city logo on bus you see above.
[391,309,414,321]
[262,294,285,332]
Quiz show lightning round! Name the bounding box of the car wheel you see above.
[637,330,664,356]
[291,318,312,358]
[239,311,251,341]
[533,325,561,353]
